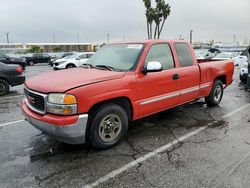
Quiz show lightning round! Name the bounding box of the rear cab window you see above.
[174,43,193,67]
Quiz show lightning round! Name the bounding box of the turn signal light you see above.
[64,95,77,104]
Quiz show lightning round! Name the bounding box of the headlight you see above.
[58,61,67,64]
[47,93,77,115]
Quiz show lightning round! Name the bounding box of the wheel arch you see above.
[88,97,133,121]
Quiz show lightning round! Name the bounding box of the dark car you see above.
[25,53,51,66]
[0,63,25,95]
[0,53,27,69]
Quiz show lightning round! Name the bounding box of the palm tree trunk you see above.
[150,23,153,39]
[154,24,158,39]
[158,19,166,39]
[147,21,150,39]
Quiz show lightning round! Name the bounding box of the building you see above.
[25,43,93,52]
[0,43,94,53]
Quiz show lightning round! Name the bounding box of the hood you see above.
[55,58,68,63]
[25,68,125,93]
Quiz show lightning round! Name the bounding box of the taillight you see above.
[16,67,23,74]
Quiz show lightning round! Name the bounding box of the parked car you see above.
[49,52,76,67]
[0,63,25,95]
[240,61,248,81]
[212,52,238,65]
[235,55,248,67]
[22,40,234,149]
[0,53,27,69]
[25,53,51,66]
[52,52,95,70]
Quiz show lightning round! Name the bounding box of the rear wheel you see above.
[89,104,128,150]
[28,61,34,66]
[205,80,223,106]
[0,79,10,96]
[66,64,76,69]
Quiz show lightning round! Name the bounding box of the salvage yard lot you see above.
[0,65,250,188]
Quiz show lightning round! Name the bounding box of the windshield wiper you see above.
[95,65,115,71]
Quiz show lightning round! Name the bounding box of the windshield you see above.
[64,53,79,59]
[87,44,144,71]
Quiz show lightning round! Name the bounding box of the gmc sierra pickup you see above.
[22,40,234,149]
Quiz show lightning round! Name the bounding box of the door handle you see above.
[172,74,180,80]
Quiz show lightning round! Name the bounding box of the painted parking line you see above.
[83,103,250,188]
[0,95,23,100]
[0,120,25,128]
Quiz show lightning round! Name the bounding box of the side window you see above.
[145,44,174,70]
[86,54,93,58]
[174,43,193,67]
[79,54,87,59]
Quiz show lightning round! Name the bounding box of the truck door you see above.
[174,43,200,103]
[137,43,180,118]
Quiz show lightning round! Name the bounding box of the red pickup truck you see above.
[22,40,234,149]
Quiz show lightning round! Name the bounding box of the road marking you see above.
[0,120,25,128]
[83,103,250,188]
[0,95,23,100]
[222,103,250,119]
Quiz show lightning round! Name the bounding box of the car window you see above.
[79,54,87,59]
[86,54,93,58]
[174,43,193,67]
[145,43,174,70]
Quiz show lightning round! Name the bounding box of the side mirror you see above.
[142,61,163,74]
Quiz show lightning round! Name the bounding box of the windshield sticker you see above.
[127,44,143,49]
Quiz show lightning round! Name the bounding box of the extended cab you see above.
[22,40,234,149]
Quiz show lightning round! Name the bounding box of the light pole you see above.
[107,33,110,44]
[77,32,80,52]
[6,32,9,43]
[190,30,193,44]
[52,34,56,43]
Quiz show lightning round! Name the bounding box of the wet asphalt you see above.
[0,64,250,188]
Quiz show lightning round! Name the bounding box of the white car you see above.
[235,55,248,67]
[212,52,239,65]
[53,52,95,70]
[240,61,249,81]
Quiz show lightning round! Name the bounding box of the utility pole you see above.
[107,33,110,44]
[190,30,193,44]
[123,33,125,40]
[77,32,80,52]
[6,32,9,43]
[52,34,56,43]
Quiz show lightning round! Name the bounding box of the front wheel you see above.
[28,61,34,66]
[0,79,10,96]
[66,64,76,69]
[205,80,223,106]
[89,104,128,150]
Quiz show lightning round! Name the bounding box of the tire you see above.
[0,79,10,96]
[240,75,246,82]
[205,80,223,106]
[28,61,34,66]
[89,104,128,150]
[66,64,76,69]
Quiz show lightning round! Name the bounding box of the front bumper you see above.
[22,100,88,144]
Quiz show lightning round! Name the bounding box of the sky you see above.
[0,0,249,44]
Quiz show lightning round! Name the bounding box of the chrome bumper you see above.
[25,114,88,144]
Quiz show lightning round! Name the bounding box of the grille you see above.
[24,88,46,114]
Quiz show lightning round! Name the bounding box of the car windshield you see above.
[64,53,79,59]
[87,44,144,71]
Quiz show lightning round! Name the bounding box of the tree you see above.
[26,46,43,53]
[143,0,171,39]
[53,47,62,52]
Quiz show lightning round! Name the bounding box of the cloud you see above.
[0,0,249,43]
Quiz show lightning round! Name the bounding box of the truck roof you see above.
[110,39,189,45]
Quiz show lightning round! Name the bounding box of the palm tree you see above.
[142,0,171,39]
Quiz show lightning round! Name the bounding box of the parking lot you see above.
[0,64,250,188]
